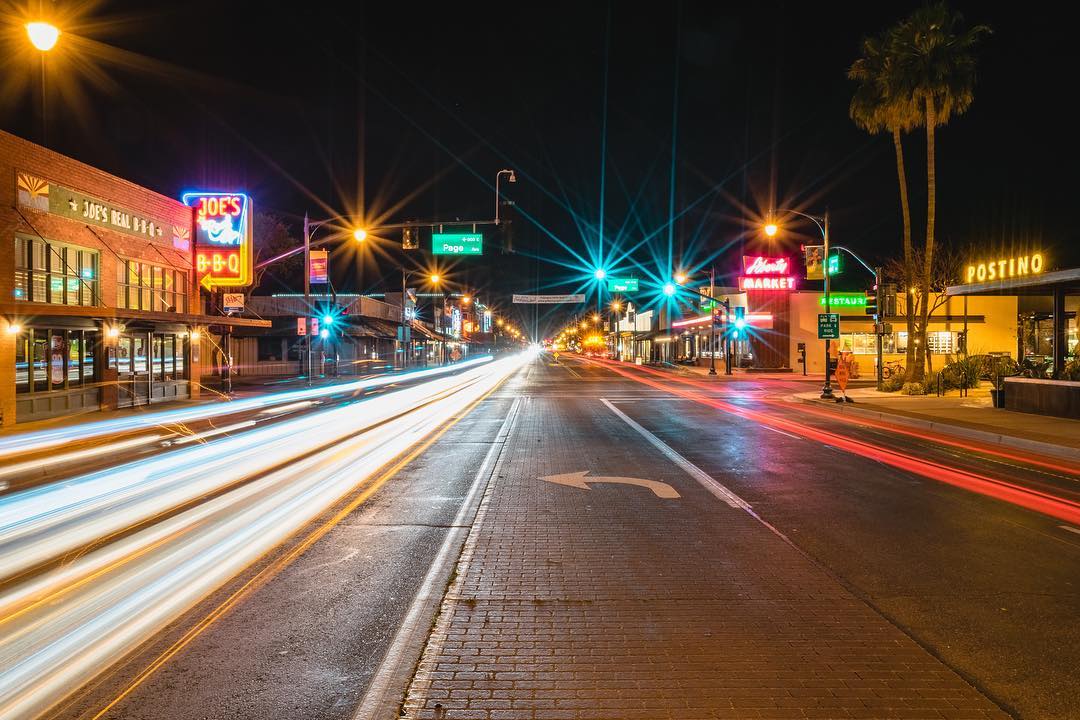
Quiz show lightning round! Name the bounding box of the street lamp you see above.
[26,22,60,51]
[662,283,676,296]
[352,228,367,242]
[765,208,833,399]
[26,21,59,147]
[594,268,607,281]
[495,169,516,225]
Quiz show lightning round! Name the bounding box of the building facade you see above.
[0,131,264,425]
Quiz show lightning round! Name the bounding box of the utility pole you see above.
[821,209,834,399]
[708,268,717,376]
[302,213,312,385]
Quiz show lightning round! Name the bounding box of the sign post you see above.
[606,278,639,293]
[835,352,851,401]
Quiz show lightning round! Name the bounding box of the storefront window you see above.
[33,332,47,392]
[174,336,186,377]
[133,337,148,374]
[163,335,175,380]
[116,259,188,313]
[837,332,896,354]
[13,237,98,306]
[152,335,164,381]
[68,335,82,384]
[15,332,28,392]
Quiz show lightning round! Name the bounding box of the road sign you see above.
[223,293,244,312]
[539,471,680,499]
[607,277,639,292]
[512,294,586,304]
[432,232,483,255]
[817,313,840,339]
[835,358,850,392]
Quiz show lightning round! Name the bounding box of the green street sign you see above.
[819,293,866,308]
[827,253,843,276]
[817,313,840,339]
[432,232,483,255]
[607,277,639,292]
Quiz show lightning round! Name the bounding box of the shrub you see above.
[1061,358,1080,382]
[880,375,905,392]
[901,382,925,395]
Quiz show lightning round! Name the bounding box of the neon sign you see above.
[965,252,1044,283]
[743,256,790,275]
[818,293,866,307]
[182,191,253,289]
[739,255,796,291]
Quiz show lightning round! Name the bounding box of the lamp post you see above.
[765,208,833,399]
[668,273,730,376]
[26,21,59,147]
[300,214,367,383]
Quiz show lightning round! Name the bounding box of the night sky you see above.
[1,1,1073,336]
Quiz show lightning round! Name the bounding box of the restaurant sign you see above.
[182,191,254,289]
[965,252,1045,283]
[17,172,169,241]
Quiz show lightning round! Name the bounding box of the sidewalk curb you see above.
[790,395,1080,462]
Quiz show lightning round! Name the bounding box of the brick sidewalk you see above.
[401,395,1009,720]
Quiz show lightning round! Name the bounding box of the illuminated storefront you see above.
[1,130,267,425]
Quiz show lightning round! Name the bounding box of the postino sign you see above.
[739,255,797,291]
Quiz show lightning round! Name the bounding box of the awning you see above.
[0,301,271,328]
[358,319,399,339]
[410,321,443,341]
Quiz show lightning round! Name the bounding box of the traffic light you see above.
[733,306,746,336]
[402,226,418,250]
[865,269,881,318]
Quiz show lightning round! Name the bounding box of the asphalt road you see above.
[5,353,1077,719]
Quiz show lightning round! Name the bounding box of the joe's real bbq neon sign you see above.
[738,255,797,291]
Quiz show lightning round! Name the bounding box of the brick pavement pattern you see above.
[401,394,1009,720]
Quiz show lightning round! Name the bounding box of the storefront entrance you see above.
[116,330,189,408]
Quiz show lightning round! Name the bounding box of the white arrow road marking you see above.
[601,398,752,511]
[539,471,681,498]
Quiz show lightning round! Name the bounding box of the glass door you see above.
[132,334,150,404]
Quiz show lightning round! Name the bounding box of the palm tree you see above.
[891,3,989,380]
[848,31,922,376]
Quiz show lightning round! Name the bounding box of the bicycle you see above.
[880,359,905,380]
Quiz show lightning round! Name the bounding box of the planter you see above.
[990,388,1005,408]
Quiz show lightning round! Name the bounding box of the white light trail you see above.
[0,354,526,720]
[0,356,495,461]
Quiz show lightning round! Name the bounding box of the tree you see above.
[252,211,300,292]
[848,30,922,376]
[890,3,990,381]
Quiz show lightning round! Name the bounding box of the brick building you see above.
[0,130,265,425]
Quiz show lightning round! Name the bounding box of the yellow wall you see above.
[787,291,1017,374]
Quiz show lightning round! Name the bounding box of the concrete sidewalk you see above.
[791,386,1080,455]
[401,394,1007,720]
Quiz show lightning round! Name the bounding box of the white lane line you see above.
[353,395,523,719]
[601,398,751,511]
[760,424,801,440]
[1059,525,1080,536]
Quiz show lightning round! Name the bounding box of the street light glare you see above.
[662,283,676,296]
[674,273,688,285]
[26,22,60,51]
[764,222,779,237]
[322,314,335,325]
[352,228,367,242]
[430,274,440,284]
[593,268,606,280]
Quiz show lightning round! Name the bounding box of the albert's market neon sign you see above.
[738,255,797,291]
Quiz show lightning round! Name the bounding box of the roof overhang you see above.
[0,302,271,328]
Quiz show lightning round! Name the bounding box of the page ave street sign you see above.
[607,278,639,292]
[432,232,483,255]
[512,294,586,304]
[817,313,840,339]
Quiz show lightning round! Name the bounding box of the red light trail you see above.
[580,357,1080,526]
